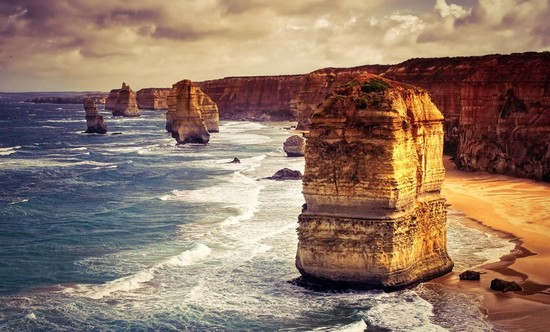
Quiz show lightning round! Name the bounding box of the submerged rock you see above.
[283,135,306,157]
[264,168,303,181]
[295,73,453,290]
[105,82,140,117]
[83,99,107,134]
[166,80,210,144]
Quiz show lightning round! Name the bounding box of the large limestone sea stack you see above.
[296,74,453,289]
[105,82,140,117]
[165,80,212,144]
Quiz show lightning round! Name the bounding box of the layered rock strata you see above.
[197,75,304,121]
[136,88,171,110]
[283,135,305,157]
[195,89,220,132]
[83,99,107,134]
[383,53,550,181]
[165,80,211,144]
[296,74,453,289]
[105,82,140,117]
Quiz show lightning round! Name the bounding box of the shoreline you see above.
[438,157,550,331]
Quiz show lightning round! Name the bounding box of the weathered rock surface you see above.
[295,65,390,130]
[283,135,306,157]
[264,168,302,181]
[382,52,550,181]
[197,75,304,121]
[105,82,140,117]
[195,89,220,133]
[166,80,210,144]
[83,98,107,134]
[295,74,453,289]
[490,278,523,292]
[136,88,171,110]
[459,270,481,280]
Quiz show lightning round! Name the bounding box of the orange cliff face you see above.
[136,88,171,110]
[196,75,305,121]
[383,53,550,181]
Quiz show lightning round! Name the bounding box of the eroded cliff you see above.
[296,74,453,289]
[383,53,550,181]
[105,82,140,117]
[165,80,212,144]
[136,88,171,110]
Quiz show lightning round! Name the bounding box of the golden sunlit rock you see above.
[296,73,453,289]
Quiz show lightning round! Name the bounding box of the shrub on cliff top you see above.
[360,79,390,94]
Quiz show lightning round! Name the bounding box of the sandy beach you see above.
[439,157,550,331]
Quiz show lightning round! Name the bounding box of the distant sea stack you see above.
[83,98,107,134]
[165,80,211,144]
[295,74,453,289]
[105,82,140,117]
[136,88,171,110]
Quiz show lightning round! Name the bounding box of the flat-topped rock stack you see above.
[165,80,214,144]
[295,74,453,289]
[83,98,107,134]
[105,82,140,117]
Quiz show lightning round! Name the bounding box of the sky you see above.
[0,0,548,92]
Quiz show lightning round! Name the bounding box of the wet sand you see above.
[439,157,550,331]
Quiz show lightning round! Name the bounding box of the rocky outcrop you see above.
[382,52,550,181]
[136,88,171,110]
[459,270,481,280]
[490,278,523,292]
[83,99,107,134]
[165,80,210,144]
[105,82,140,117]
[295,74,453,289]
[264,168,302,181]
[283,135,306,157]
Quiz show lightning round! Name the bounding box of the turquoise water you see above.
[0,100,513,331]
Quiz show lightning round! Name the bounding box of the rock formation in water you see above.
[165,80,211,144]
[83,98,107,134]
[264,168,303,181]
[295,74,453,289]
[283,135,306,157]
[136,88,171,110]
[105,82,140,117]
[382,52,550,181]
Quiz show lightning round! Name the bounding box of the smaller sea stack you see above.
[105,82,140,117]
[84,98,107,134]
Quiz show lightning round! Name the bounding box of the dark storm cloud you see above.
[0,0,547,92]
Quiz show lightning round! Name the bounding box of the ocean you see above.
[0,99,515,331]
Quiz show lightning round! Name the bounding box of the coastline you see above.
[439,157,550,331]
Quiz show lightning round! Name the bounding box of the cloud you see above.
[0,0,547,91]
